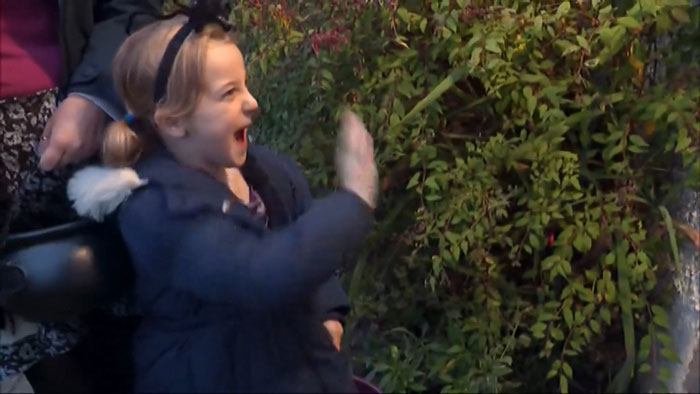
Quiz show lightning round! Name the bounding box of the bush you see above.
[227,0,699,392]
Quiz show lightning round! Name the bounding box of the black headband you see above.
[152,0,233,103]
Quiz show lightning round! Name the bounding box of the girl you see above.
[67,9,377,394]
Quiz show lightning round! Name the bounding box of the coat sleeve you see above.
[66,0,162,119]
[279,154,352,324]
[118,184,373,311]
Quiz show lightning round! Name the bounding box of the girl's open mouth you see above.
[234,127,247,143]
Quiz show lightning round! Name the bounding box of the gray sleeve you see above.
[66,0,162,119]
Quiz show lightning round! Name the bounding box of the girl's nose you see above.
[244,91,258,115]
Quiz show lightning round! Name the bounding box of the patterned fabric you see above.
[0,88,78,233]
[0,317,83,380]
[0,88,82,381]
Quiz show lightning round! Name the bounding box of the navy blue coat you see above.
[116,145,373,392]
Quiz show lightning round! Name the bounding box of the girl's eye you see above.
[223,88,236,98]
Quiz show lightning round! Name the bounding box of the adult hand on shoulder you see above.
[323,319,344,351]
[336,111,378,209]
[38,95,107,171]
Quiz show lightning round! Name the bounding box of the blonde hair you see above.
[102,16,235,167]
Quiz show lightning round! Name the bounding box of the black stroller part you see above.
[0,220,133,321]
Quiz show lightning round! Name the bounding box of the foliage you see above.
[227,0,699,392]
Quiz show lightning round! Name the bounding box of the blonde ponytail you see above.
[102,120,143,168]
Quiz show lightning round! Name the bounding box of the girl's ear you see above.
[154,108,187,138]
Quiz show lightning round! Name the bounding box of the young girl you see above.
[67,11,377,394]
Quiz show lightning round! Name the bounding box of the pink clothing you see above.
[0,0,61,98]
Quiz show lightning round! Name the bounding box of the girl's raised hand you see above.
[335,111,378,209]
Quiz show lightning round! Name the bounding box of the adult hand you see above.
[335,111,378,209]
[38,95,107,171]
[323,319,344,351]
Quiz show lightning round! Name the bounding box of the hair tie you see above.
[124,113,135,125]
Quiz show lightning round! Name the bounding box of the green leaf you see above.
[629,135,649,148]
[585,269,597,281]
[564,308,574,328]
[657,332,671,348]
[590,319,601,334]
[551,326,565,341]
[461,240,469,254]
[446,344,462,354]
[562,362,573,379]
[445,231,461,244]
[586,222,600,238]
[556,2,571,18]
[576,35,590,51]
[670,8,691,23]
[676,128,691,152]
[522,73,549,84]
[486,38,501,54]
[604,252,616,265]
[661,348,681,363]
[574,233,593,252]
[519,334,532,347]
[598,26,627,62]
[400,67,468,125]
[659,206,681,272]
[608,236,636,393]
[639,363,651,373]
[534,16,543,32]
[628,145,646,154]
[320,69,334,81]
[560,375,569,394]
[406,172,421,189]
[579,288,595,303]
[425,176,439,191]
[288,30,304,43]
[397,80,413,98]
[640,0,657,13]
[532,322,547,338]
[603,143,625,161]
[425,194,441,202]
[605,280,617,302]
[396,8,410,24]
[561,259,572,276]
[617,16,641,29]
[470,47,482,68]
[585,58,600,68]
[543,255,560,270]
[601,306,612,325]
[638,251,651,267]
[546,368,558,380]
[524,86,536,117]
[651,305,670,329]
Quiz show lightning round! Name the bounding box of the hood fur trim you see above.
[67,166,148,222]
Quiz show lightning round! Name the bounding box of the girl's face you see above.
[181,41,258,169]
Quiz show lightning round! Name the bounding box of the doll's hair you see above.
[102,15,235,167]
